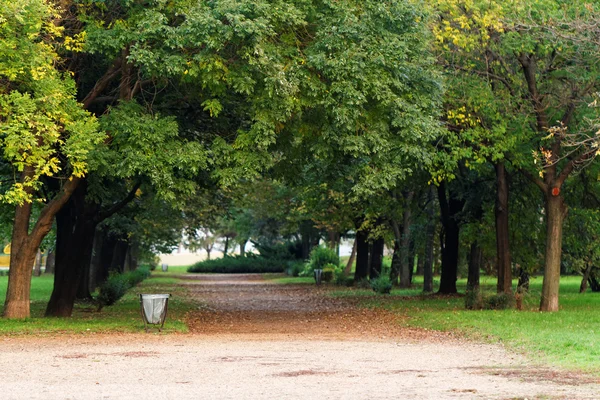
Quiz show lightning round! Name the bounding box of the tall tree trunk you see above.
[423,186,436,293]
[3,196,37,317]
[389,219,402,285]
[540,193,567,311]
[399,193,414,288]
[408,239,416,284]
[369,237,384,279]
[437,182,464,294]
[33,248,43,277]
[467,241,482,291]
[344,238,357,275]
[110,239,129,273]
[354,229,369,282]
[4,168,79,319]
[240,240,247,257]
[44,249,55,275]
[89,231,102,291]
[495,163,512,294]
[46,181,99,316]
[223,236,229,256]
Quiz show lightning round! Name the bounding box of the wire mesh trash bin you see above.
[314,269,323,285]
[140,294,171,332]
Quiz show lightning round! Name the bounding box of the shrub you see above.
[285,260,304,277]
[97,274,130,310]
[97,267,152,310]
[187,255,286,274]
[322,264,338,282]
[484,293,515,310]
[465,287,483,310]
[300,246,340,276]
[356,278,371,289]
[251,240,303,260]
[370,275,392,294]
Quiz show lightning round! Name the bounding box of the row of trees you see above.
[1,0,599,318]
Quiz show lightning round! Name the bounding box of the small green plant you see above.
[97,267,152,310]
[483,292,515,310]
[300,246,340,277]
[322,263,339,282]
[370,275,392,294]
[356,278,371,289]
[285,260,304,277]
[97,274,130,310]
[465,286,483,310]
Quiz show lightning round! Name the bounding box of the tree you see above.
[430,0,600,310]
[0,0,102,318]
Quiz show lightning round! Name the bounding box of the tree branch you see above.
[97,180,142,222]
[556,148,597,187]
[82,59,122,109]
[518,168,547,192]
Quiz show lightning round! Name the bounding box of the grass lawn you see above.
[327,275,600,374]
[0,273,196,335]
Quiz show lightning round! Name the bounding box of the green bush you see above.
[285,260,304,277]
[97,267,152,310]
[251,240,303,260]
[187,255,286,274]
[300,246,340,277]
[465,287,483,310]
[322,264,337,282]
[370,275,392,294]
[484,293,515,310]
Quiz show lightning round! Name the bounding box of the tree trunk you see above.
[44,249,55,275]
[437,182,464,294]
[517,267,530,293]
[33,248,43,277]
[389,219,402,285]
[240,240,247,257]
[223,236,229,256]
[423,186,436,293]
[4,196,37,317]
[4,168,79,319]
[88,231,102,291]
[540,193,567,311]
[467,241,482,291]
[369,237,384,279]
[495,163,512,294]
[399,197,413,288]
[589,273,600,292]
[110,239,129,273]
[580,263,593,293]
[354,229,369,282]
[344,238,357,275]
[46,182,99,316]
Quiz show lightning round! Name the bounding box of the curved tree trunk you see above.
[540,193,567,311]
[344,238,357,275]
[4,169,80,319]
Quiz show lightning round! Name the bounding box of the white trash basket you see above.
[140,294,171,332]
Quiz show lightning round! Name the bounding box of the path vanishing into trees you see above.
[1,274,599,399]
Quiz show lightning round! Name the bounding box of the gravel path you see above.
[1,274,598,399]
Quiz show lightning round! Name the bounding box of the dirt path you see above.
[1,274,599,399]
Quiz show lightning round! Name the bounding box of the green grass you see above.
[325,274,600,374]
[151,265,192,276]
[0,273,196,335]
